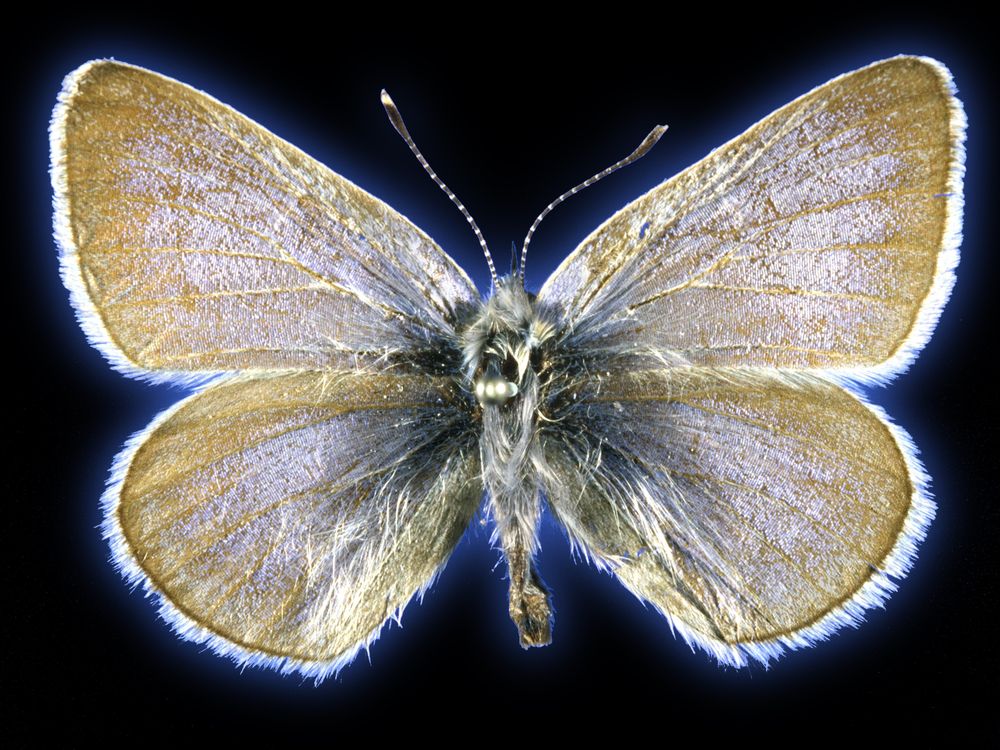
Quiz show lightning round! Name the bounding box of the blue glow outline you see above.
[30,33,986,689]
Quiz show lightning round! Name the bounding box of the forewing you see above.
[540,368,931,665]
[106,370,480,679]
[51,60,479,384]
[538,56,964,384]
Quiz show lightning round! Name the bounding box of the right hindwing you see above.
[538,367,928,665]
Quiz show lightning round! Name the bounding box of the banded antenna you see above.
[519,123,668,282]
[381,90,499,288]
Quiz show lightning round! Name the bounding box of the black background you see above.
[7,8,997,742]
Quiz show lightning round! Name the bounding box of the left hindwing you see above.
[106,370,480,680]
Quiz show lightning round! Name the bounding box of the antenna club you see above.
[632,125,669,158]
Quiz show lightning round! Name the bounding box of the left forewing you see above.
[51,60,480,383]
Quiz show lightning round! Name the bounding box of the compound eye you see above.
[501,352,519,382]
[475,377,519,406]
[529,346,543,373]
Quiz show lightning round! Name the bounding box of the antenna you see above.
[381,90,499,288]
[519,124,667,282]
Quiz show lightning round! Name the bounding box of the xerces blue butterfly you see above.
[50,56,964,680]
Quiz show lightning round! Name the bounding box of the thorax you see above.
[461,279,556,501]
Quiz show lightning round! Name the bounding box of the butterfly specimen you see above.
[50,56,964,680]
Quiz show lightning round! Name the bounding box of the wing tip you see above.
[773,55,966,390]
[881,54,966,384]
[817,56,967,390]
[50,60,139,383]
[49,62,222,389]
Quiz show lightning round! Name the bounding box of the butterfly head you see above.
[463,277,555,408]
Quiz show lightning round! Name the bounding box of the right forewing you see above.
[540,368,931,666]
[538,56,963,384]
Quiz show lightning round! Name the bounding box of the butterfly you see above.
[50,56,965,681]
